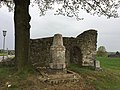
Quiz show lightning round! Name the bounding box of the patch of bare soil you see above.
[21,75,96,90]
[0,74,96,90]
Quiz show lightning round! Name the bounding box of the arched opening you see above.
[70,46,83,66]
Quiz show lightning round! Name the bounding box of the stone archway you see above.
[70,46,83,66]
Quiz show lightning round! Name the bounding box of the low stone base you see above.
[49,63,66,74]
[48,68,67,74]
[37,69,80,85]
[49,63,66,69]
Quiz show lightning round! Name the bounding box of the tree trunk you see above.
[14,0,31,71]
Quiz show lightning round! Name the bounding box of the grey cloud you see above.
[0,5,120,52]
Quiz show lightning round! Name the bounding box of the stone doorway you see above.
[70,46,83,66]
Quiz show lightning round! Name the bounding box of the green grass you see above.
[0,66,17,89]
[0,57,120,90]
[0,66,36,90]
[97,57,120,70]
[0,53,7,56]
[69,57,120,90]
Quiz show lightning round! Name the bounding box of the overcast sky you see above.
[0,5,120,52]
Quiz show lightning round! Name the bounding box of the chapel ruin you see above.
[30,29,97,68]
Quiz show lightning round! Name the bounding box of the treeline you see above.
[0,49,15,55]
[97,46,120,57]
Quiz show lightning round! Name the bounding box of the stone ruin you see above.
[49,34,66,74]
[0,29,99,84]
[36,33,80,84]
[0,29,99,80]
[30,29,97,68]
[29,29,98,84]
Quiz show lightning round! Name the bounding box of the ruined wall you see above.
[76,30,97,66]
[30,29,97,67]
[30,37,53,67]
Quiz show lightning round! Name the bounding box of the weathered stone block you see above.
[49,34,66,74]
[94,60,102,70]
[49,63,66,69]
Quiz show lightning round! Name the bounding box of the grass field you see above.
[69,57,120,90]
[0,53,7,56]
[0,57,120,90]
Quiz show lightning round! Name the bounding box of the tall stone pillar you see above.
[49,34,66,74]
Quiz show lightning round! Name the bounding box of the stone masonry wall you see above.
[76,30,97,66]
[30,29,97,67]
